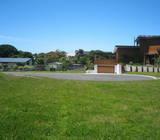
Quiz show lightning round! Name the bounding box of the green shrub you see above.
[23,65,34,71]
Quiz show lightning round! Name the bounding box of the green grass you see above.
[0,73,160,139]
[127,72,160,77]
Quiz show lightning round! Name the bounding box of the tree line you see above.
[0,44,115,69]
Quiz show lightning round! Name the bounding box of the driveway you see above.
[4,72,156,81]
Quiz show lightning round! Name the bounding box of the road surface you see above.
[4,72,156,81]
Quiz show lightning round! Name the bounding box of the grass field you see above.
[0,73,160,139]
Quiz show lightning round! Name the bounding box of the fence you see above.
[124,65,160,72]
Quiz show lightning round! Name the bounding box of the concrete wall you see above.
[124,65,160,72]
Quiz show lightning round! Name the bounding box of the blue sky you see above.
[0,0,160,53]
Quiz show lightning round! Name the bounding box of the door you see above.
[98,65,114,73]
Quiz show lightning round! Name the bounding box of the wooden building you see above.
[94,35,160,73]
[136,36,160,64]
[114,45,141,63]
[94,59,117,73]
[115,36,160,64]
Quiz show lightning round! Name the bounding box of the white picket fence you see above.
[124,65,160,72]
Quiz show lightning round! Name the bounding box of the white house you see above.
[48,62,63,70]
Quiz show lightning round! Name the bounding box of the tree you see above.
[157,48,160,55]
[89,50,115,62]
[75,49,84,56]
[155,48,160,67]
[0,44,18,57]
[46,50,66,63]
[17,51,33,58]
[155,57,160,66]
[34,53,45,64]
[34,50,66,65]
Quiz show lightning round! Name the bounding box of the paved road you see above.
[4,72,156,81]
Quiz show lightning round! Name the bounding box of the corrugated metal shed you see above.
[0,58,31,63]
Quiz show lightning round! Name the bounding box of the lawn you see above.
[0,73,160,139]
[127,72,160,78]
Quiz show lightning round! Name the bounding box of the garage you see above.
[98,65,115,73]
[95,59,117,73]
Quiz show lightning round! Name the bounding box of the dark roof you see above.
[115,45,137,48]
[114,45,139,53]
[0,58,31,63]
[136,35,160,41]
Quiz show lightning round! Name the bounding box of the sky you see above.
[0,0,160,53]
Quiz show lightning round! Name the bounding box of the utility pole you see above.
[134,36,136,46]
[94,54,97,62]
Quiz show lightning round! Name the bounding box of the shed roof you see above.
[0,58,31,63]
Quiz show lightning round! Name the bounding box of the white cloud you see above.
[66,52,75,57]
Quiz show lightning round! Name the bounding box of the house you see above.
[93,35,160,73]
[0,58,32,71]
[115,36,160,64]
[48,62,63,71]
[69,64,84,70]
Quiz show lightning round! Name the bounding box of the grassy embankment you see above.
[127,72,160,78]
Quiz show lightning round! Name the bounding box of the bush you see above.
[17,66,24,71]
[34,65,46,71]
[23,65,34,71]
[155,56,160,67]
